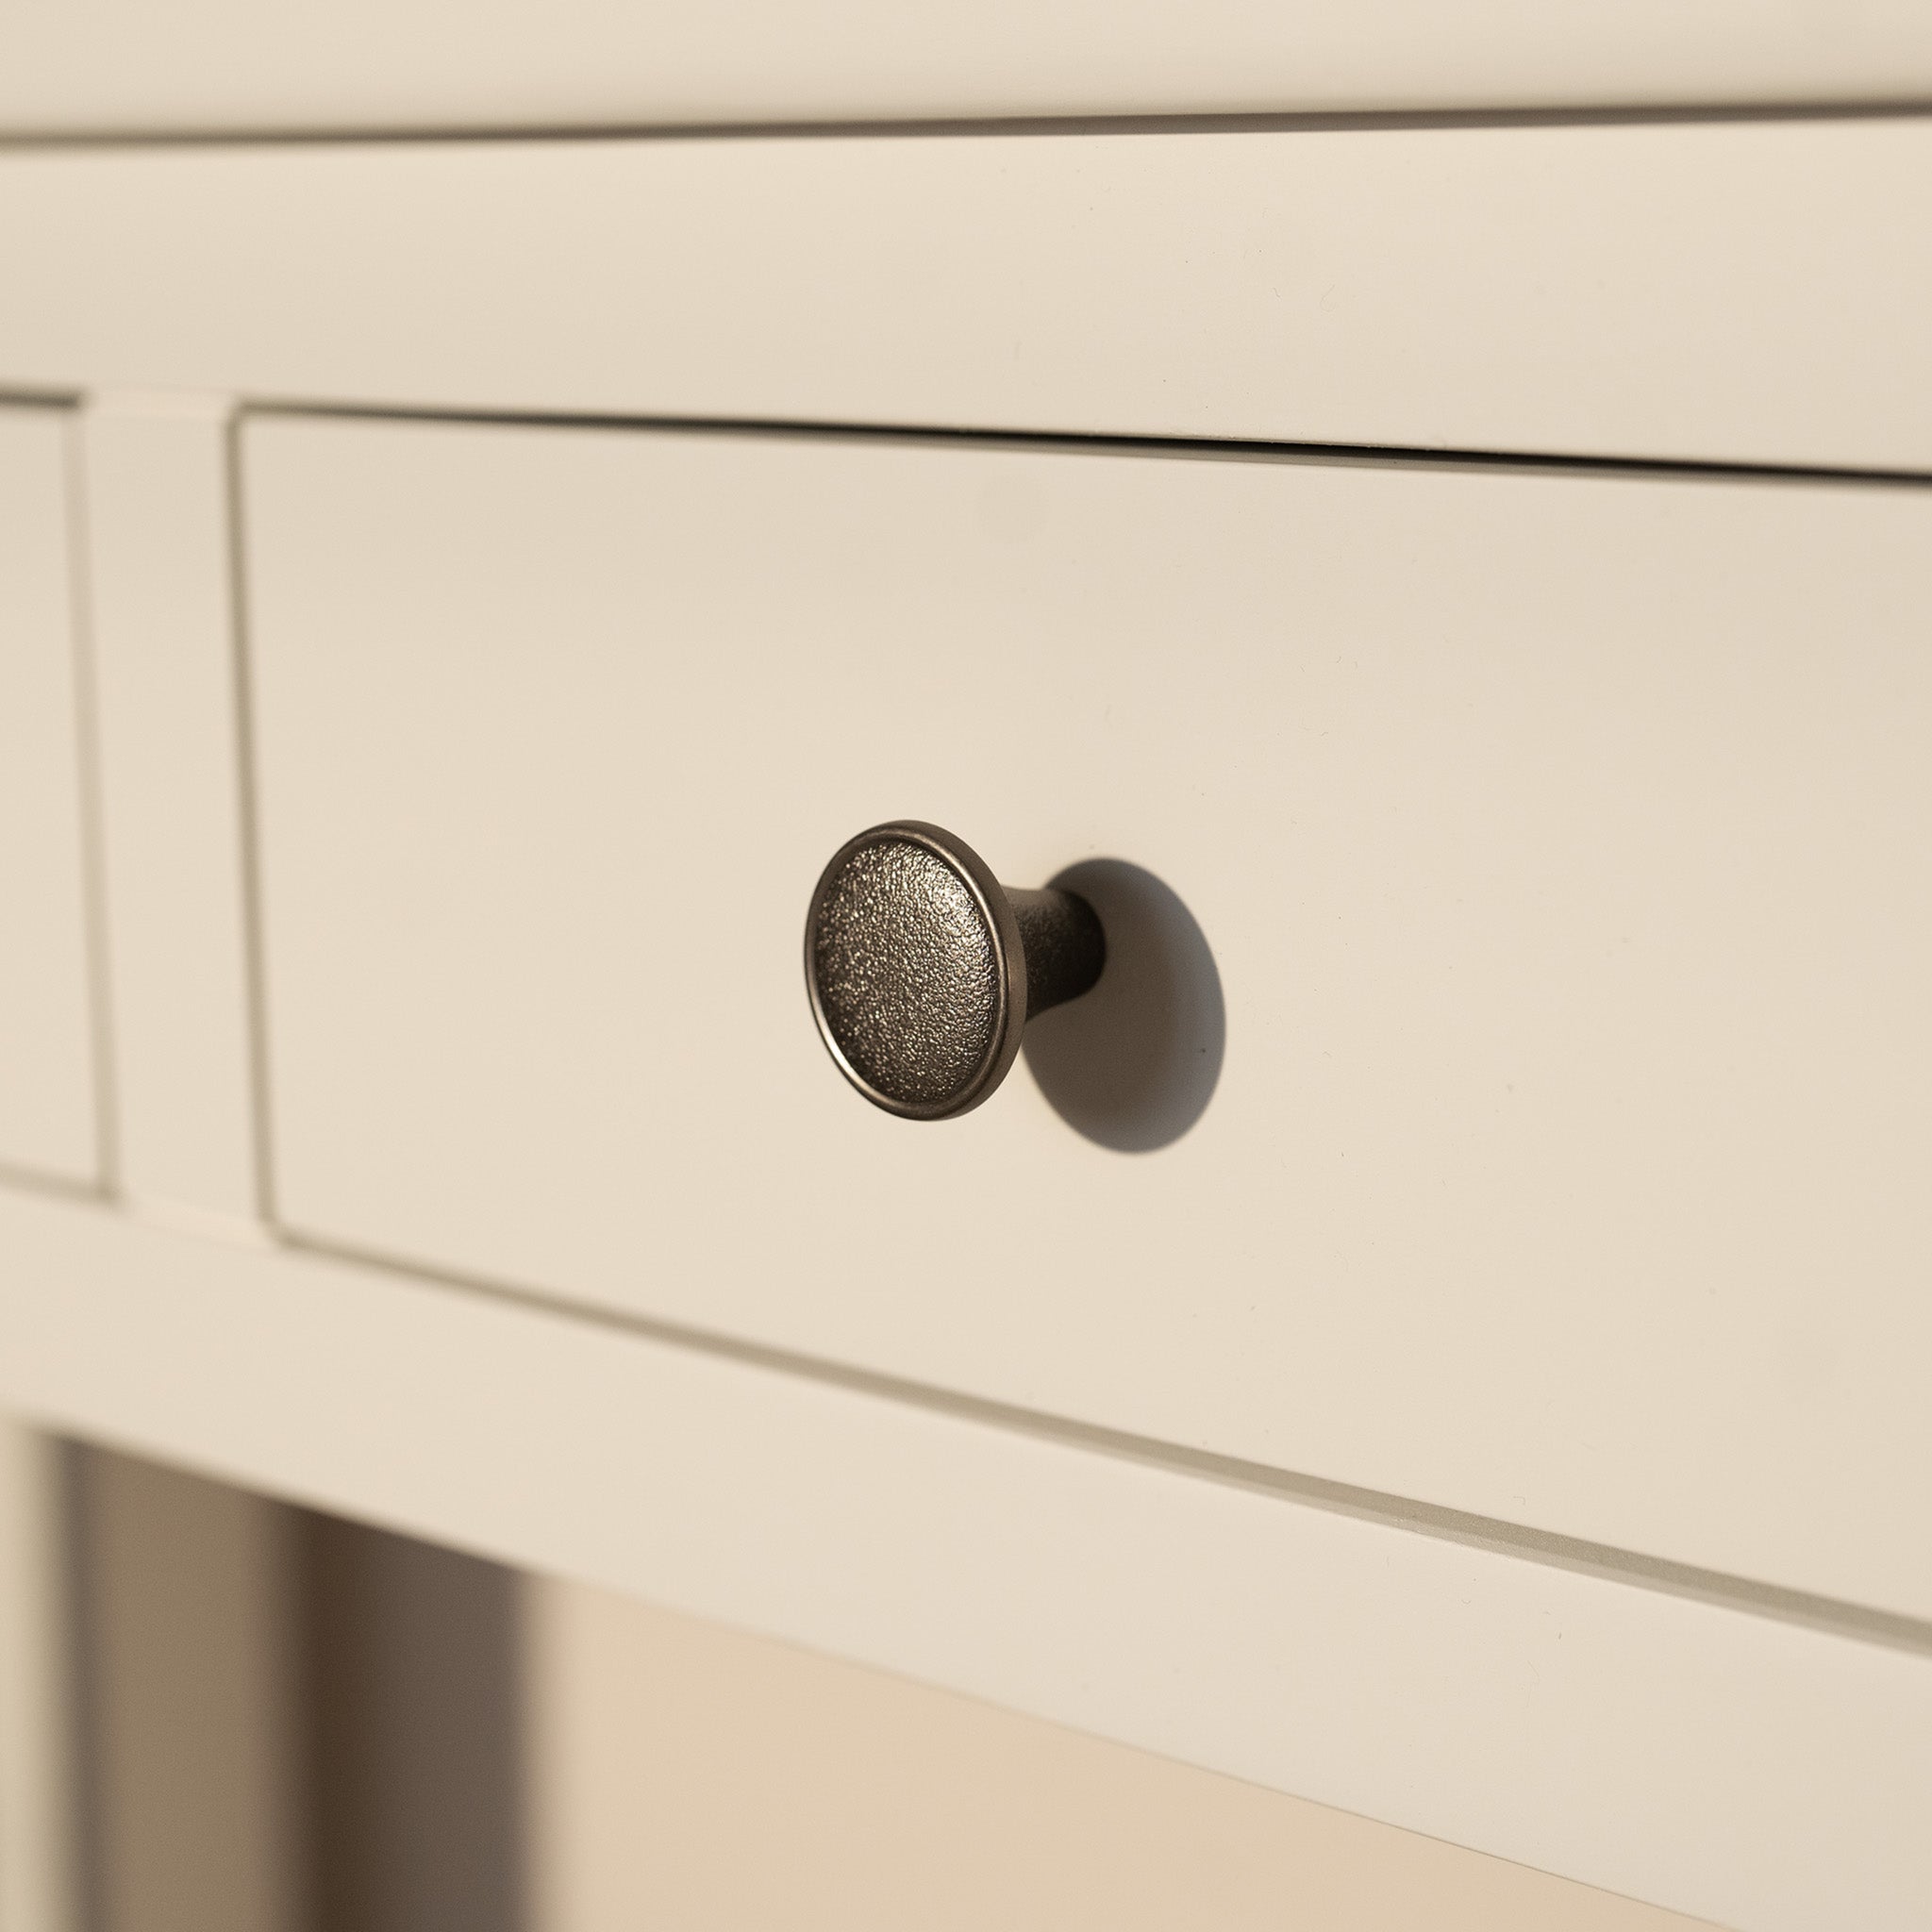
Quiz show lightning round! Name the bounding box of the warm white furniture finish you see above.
[0,405,98,1189]
[1,1185,1926,1932]
[83,400,261,1224]
[2,122,1930,473]
[242,413,1932,1625]
[2,97,1928,1929]
[1,0,1927,133]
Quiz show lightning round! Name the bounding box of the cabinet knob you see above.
[805,821,1107,1120]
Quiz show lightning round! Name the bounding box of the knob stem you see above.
[1008,887,1107,1023]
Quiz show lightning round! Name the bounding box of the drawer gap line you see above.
[236,400,1932,494]
[4,97,1932,155]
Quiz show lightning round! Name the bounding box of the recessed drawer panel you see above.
[0,406,97,1187]
[243,414,1932,1621]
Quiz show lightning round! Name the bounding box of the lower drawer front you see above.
[242,414,1932,1621]
[0,406,96,1185]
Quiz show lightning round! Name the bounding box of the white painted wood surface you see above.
[0,1184,1924,1932]
[0,407,99,1190]
[1,122,1929,472]
[242,414,1932,1624]
[81,399,260,1225]
[0,92,1923,1930]
[0,0,1927,135]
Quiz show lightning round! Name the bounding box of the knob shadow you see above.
[1022,859,1224,1152]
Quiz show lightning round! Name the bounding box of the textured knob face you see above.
[805,823,1026,1120]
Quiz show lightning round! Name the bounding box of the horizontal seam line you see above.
[0,385,83,409]
[0,1163,108,1206]
[3,97,1932,151]
[240,399,1932,491]
[270,1218,1932,1659]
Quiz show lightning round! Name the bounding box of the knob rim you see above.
[804,819,1027,1122]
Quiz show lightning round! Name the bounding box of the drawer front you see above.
[3,0,1928,134]
[0,406,98,1187]
[242,413,1932,1621]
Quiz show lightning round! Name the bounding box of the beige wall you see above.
[0,1419,78,1932]
[63,1446,309,1932]
[525,1577,1713,1932]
